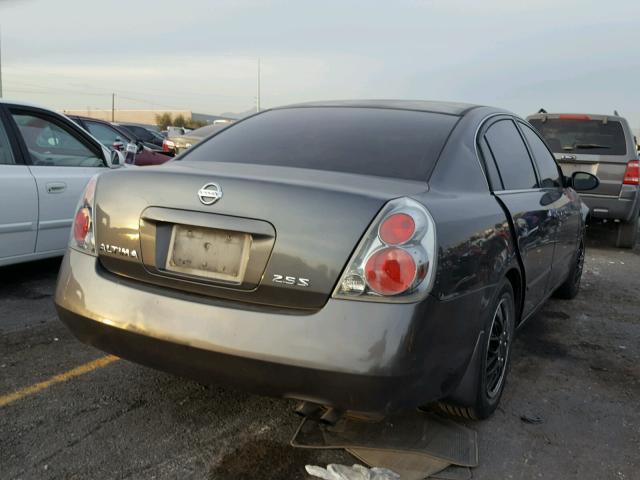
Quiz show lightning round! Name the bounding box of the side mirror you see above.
[571,171,599,191]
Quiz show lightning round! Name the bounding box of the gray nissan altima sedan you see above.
[55,100,599,419]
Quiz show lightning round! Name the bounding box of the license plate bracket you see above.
[165,225,251,283]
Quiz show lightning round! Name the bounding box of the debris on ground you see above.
[305,463,400,480]
[520,414,544,425]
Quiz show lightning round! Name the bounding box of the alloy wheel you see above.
[485,298,511,399]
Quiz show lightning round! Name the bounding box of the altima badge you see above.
[198,183,223,205]
[100,243,138,258]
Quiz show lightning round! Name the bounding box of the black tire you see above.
[615,214,639,249]
[554,240,585,299]
[471,279,516,419]
[436,279,516,420]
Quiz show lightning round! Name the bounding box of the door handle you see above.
[46,182,67,194]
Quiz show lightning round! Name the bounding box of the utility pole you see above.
[256,57,261,113]
[0,25,4,98]
[111,93,115,121]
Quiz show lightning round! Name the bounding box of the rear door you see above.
[481,117,558,317]
[0,106,38,262]
[8,107,107,254]
[518,121,581,290]
[528,116,630,198]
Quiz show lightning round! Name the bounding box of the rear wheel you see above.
[615,214,639,249]
[435,279,515,420]
[554,240,585,299]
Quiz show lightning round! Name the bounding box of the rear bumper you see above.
[581,188,640,222]
[55,248,487,413]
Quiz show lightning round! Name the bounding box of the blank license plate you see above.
[165,225,251,283]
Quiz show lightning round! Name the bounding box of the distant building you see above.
[60,109,234,126]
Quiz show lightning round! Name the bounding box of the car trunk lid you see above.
[94,161,428,310]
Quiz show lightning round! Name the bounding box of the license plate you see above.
[165,225,251,283]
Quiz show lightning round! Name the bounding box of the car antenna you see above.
[614,110,620,116]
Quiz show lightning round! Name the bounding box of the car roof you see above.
[117,122,158,129]
[0,98,64,111]
[275,99,482,116]
[67,114,109,122]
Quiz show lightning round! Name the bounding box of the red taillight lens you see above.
[73,207,91,245]
[364,247,417,295]
[623,160,639,185]
[162,139,175,152]
[379,213,415,245]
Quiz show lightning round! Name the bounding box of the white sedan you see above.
[0,100,124,267]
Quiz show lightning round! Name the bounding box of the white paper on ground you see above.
[305,463,400,480]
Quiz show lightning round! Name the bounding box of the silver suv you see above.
[527,111,639,248]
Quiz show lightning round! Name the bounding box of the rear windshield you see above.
[529,118,627,156]
[182,107,458,180]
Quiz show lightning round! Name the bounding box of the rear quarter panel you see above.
[425,108,519,305]
[395,108,521,404]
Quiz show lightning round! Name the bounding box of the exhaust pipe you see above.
[294,402,343,425]
[294,401,322,418]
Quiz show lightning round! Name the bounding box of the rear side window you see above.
[85,121,127,147]
[479,138,503,190]
[529,118,627,155]
[183,107,459,181]
[128,125,153,141]
[485,119,538,190]
[520,123,562,188]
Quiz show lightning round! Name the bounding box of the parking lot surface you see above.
[1,226,639,480]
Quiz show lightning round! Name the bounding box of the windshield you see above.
[183,107,458,180]
[529,118,627,155]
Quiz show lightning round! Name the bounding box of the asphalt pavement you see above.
[1,224,638,479]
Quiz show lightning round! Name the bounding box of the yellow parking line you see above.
[0,355,119,408]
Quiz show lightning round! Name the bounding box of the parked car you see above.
[0,100,124,267]
[55,100,598,419]
[68,116,170,167]
[527,111,639,248]
[166,126,190,138]
[162,123,228,156]
[117,123,164,149]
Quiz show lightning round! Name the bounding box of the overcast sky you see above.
[0,0,638,124]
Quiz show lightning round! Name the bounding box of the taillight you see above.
[70,175,98,255]
[73,208,91,245]
[378,213,415,245]
[365,247,416,295]
[162,139,175,153]
[333,197,436,302]
[623,160,639,185]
